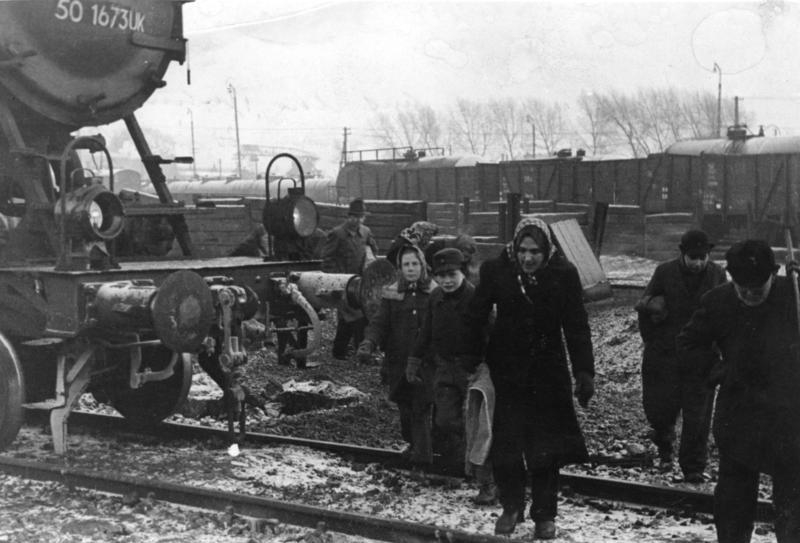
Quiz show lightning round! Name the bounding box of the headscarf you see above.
[385,221,439,269]
[507,217,556,268]
[395,243,432,293]
[401,221,439,248]
[506,217,557,297]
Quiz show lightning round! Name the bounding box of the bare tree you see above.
[595,90,648,157]
[371,111,402,147]
[680,91,717,139]
[523,98,568,156]
[370,102,443,150]
[575,92,613,155]
[488,98,522,160]
[412,103,442,150]
[635,87,681,153]
[449,98,493,155]
[680,91,742,139]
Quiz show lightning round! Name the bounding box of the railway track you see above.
[0,454,516,543]
[20,409,775,523]
[22,409,647,468]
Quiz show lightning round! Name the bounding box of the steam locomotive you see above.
[0,0,392,453]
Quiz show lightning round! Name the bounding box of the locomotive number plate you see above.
[54,0,146,33]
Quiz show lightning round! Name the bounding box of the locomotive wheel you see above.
[0,333,24,450]
[99,345,192,427]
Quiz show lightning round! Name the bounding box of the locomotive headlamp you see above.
[262,187,319,239]
[55,183,125,241]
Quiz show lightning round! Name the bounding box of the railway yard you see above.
[0,258,776,543]
[2,2,800,542]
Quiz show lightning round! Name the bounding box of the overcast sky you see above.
[133,1,800,176]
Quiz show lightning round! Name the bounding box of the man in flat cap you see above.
[677,239,800,542]
[322,197,379,360]
[635,229,726,481]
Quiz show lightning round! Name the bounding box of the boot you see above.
[472,463,497,505]
[534,520,556,539]
[494,507,519,535]
[472,482,498,505]
[657,448,674,472]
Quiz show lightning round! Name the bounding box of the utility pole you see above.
[187,108,197,179]
[713,62,722,137]
[227,83,242,178]
[525,115,536,158]
[340,126,351,169]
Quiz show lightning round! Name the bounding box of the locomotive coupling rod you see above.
[785,229,800,336]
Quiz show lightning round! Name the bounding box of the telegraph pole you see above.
[227,83,242,178]
[340,126,351,168]
[713,62,722,137]
[187,108,197,179]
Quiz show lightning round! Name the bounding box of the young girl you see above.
[357,244,434,464]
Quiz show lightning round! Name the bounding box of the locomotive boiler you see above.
[0,0,392,453]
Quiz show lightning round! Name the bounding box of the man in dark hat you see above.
[678,239,800,542]
[321,197,379,360]
[635,229,727,481]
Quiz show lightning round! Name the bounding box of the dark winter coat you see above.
[411,281,476,368]
[676,278,800,474]
[463,248,594,465]
[321,222,378,274]
[364,279,434,402]
[638,258,727,351]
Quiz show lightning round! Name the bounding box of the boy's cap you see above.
[431,248,463,274]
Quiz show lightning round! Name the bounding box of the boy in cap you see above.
[677,239,800,542]
[321,198,379,360]
[408,247,496,503]
[635,229,726,481]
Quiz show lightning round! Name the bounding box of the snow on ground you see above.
[1,427,777,543]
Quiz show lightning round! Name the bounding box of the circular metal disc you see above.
[359,258,397,322]
[151,270,214,353]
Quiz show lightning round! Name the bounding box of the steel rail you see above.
[22,410,773,522]
[559,473,773,523]
[24,409,646,468]
[0,455,522,543]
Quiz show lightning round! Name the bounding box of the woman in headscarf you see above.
[462,217,596,538]
[357,243,435,465]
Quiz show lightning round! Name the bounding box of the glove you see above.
[574,371,595,408]
[405,357,422,383]
[635,295,667,324]
[356,340,374,365]
[787,260,800,277]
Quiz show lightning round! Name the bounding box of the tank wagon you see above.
[0,0,392,453]
[660,131,800,243]
[165,176,339,206]
[163,147,483,206]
